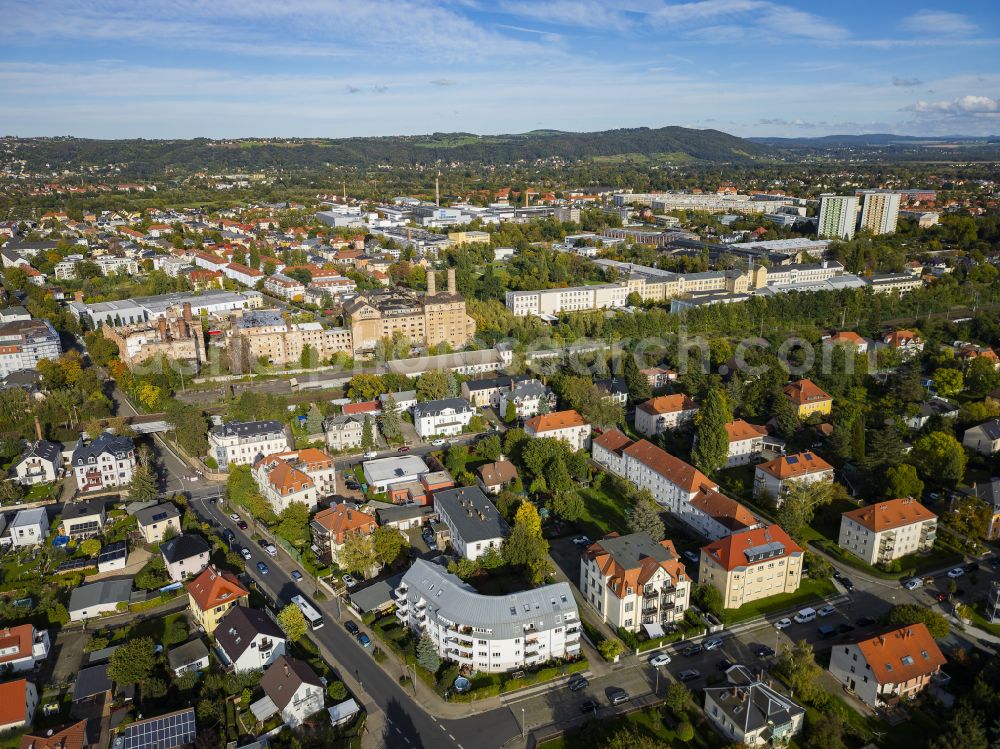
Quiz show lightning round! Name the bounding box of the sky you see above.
[2,0,999,140]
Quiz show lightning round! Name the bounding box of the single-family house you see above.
[12,440,60,486]
[255,656,325,728]
[68,578,133,621]
[58,500,105,539]
[9,508,49,548]
[216,606,287,673]
[476,460,518,494]
[167,639,210,676]
[0,624,50,673]
[161,534,212,582]
[135,502,182,544]
[703,665,805,747]
[963,418,1000,456]
[186,565,249,634]
[0,678,37,733]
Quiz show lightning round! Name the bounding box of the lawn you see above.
[576,483,630,539]
[970,602,1000,637]
[720,577,839,625]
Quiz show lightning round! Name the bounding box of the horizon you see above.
[2,0,998,140]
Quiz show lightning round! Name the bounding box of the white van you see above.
[793,607,817,624]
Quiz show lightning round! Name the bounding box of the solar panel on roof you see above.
[786,455,799,464]
[803,454,813,461]
[114,708,196,749]
[151,512,168,522]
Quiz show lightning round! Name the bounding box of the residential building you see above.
[58,501,105,539]
[858,191,901,235]
[310,504,378,566]
[838,498,937,566]
[590,428,635,477]
[699,525,803,609]
[167,639,210,677]
[0,624,50,673]
[704,665,805,747]
[524,410,592,452]
[625,439,716,516]
[101,303,205,372]
[68,578,133,621]
[208,420,291,470]
[882,330,924,358]
[18,719,88,749]
[97,541,127,574]
[412,398,475,439]
[257,656,325,728]
[0,318,62,378]
[252,448,336,514]
[135,502,182,544]
[477,460,518,494]
[461,375,531,408]
[0,679,37,733]
[828,623,946,708]
[827,331,870,353]
[723,420,768,466]
[753,451,834,503]
[362,455,432,494]
[161,534,212,582]
[8,508,49,548]
[580,532,691,634]
[640,366,677,389]
[323,415,364,452]
[12,439,60,486]
[595,378,629,406]
[394,558,580,673]
[963,419,1000,456]
[434,486,508,561]
[904,397,959,430]
[113,709,197,749]
[818,194,859,240]
[186,565,250,634]
[497,379,555,420]
[783,379,832,419]
[973,479,1000,540]
[505,283,629,317]
[379,390,418,413]
[71,432,137,492]
[215,606,287,673]
[687,487,762,541]
[634,394,698,437]
[864,273,923,295]
[227,310,353,370]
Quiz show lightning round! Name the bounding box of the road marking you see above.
[448,734,456,741]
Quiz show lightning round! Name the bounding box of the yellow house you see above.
[783,379,833,418]
[186,565,249,634]
[447,230,491,246]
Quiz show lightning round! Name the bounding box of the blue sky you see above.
[2,0,998,139]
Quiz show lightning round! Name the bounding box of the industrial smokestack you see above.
[158,317,168,340]
[447,268,456,294]
[183,302,192,322]
[426,271,436,297]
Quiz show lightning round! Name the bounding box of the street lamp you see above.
[521,708,525,739]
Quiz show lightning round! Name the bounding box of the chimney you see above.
[427,271,436,297]
[158,316,168,340]
[435,171,441,207]
[447,268,456,294]
[34,415,42,441]
[74,290,84,303]
[183,302,192,322]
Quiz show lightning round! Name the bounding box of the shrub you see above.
[617,627,639,650]
[372,646,387,663]
[598,639,624,662]
[205,457,218,470]
[398,675,412,688]
[676,721,694,742]
[328,680,348,701]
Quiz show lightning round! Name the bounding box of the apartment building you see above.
[580,532,691,634]
[102,303,206,372]
[461,375,531,408]
[505,283,629,317]
[818,194,859,240]
[828,624,946,708]
[838,498,937,566]
[251,448,336,514]
[13,439,60,486]
[497,379,556,419]
[323,414,364,451]
[263,274,306,300]
[627,439,715,515]
[71,432,137,492]
[699,525,803,609]
[783,379,833,419]
[434,486,509,561]
[723,420,768,467]
[0,317,62,378]
[753,451,834,503]
[687,487,762,541]
[858,191,901,235]
[865,273,923,295]
[412,398,475,439]
[310,503,378,566]
[524,410,592,452]
[882,329,924,358]
[208,420,291,470]
[394,559,581,673]
[634,394,698,437]
[227,310,353,371]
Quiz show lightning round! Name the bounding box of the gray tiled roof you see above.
[209,420,285,439]
[433,486,508,543]
[704,665,804,735]
[412,398,473,419]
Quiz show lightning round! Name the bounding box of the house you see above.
[252,449,336,514]
[208,420,291,470]
[595,377,629,406]
[905,397,960,430]
[310,504,378,566]
[703,665,805,747]
[362,455,431,494]
[973,479,1000,540]
[640,366,677,389]
[186,565,249,634]
[161,534,212,582]
[524,410,592,452]
[58,501,106,539]
[963,418,1000,456]
[838,497,937,566]
[255,656,325,728]
[753,451,834,503]
[828,623,946,708]
[97,541,127,573]
[375,503,436,532]
[135,502,182,544]
[0,624,50,673]
[433,486,508,561]
[0,679,37,733]
[580,532,691,634]
[323,414,364,452]
[687,487,762,541]
[827,331,870,353]
[882,329,924,358]
[461,375,530,408]
[167,638,210,676]
[215,606,287,673]
[71,432,137,492]
[18,719,89,749]
[498,379,555,420]
[782,379,832,419]
[12,439,60,486]
[476,460,518,494]
[634,394,698,437]
[378,390,417,413]
[723,420,768,466]
[72,663,111,707]
[113,709,197,749]
[8,508,49,547]
[395,559,580,673]
[68,578,133,621]
[699,525,803,609]
[412,398,475,439]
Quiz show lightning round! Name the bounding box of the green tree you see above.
[598,639,624,661]
[885,603,949,638]
[372,526,406,566]
[361,416,374,451]
[339,530,377,577]
[277,604,308,642]
[932,367,964,398]
[416,634,441,673]
[299,343,317,369]
[626,491,665,541]
[664,682,694,716]
[946,496,990,540]
[776,479,841,541]
[912,431,967,486]
[107,637,156,686]
[623,353,652,402]
[777,639,825,704]
[772,387,800,438]
[79,538,101,556]
[504,400,518,423]
[884,463,924,499]
[346,374,385,401]
[379,395,402,442]
[275,502,311,546]
[127,464,158,502]
[691,388,730,475]
[327,681,348,701]
[692,583,723,616]
[966,356,1000,396]
[305,403,324,435]
[552,490,584,522]
[675,721,694,742]
[476,434,502,462]
[416,371,449,401]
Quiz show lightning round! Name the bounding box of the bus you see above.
[291,594,324,630]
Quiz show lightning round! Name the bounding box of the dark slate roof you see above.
[971,418,1000,441]
[261,655,323,710]
[71,432,134,466]
[63,500,106,521]
[216,606,284,662]
[433,486,509,543]
[160,534,211,564]
[703,665,805,736]
[412,397,473,419]
[595,377,629,396]
[593,532,676,568]
[167,638,209,671]
[209,420,285,439]
[135,502,181,527]
[73,663,112,701]
[18,439,60,464]
[973,479,1000,509]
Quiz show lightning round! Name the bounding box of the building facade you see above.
[208,420,291,470]
[0,318,62,378]
[433,486,509,561]
[412,398,475,439]
[699,525,803,609]
[753,452,834,503]
[524,410,592,452]
[818,194,859,240]
[71,432,137,492]
[252,448,336,514]
[634,395,698,437]
[838,498,937,566]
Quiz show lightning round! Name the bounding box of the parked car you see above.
[836,623,856,635]
[431,439,447,447]
[933,592,948,602]
[817,624,837,640]
[855,616,876,627]
[364,451,378,458]
[608,688,629,705]
[264,544,278,558]
[342,574,358,588]
[716,659,734,672]
[649,653,671,667]
[572,536,592,546]
[568,675,589,692]
[703,638,724,651]
[291,570,303,582]
[240,547,252,561]
[397,446,411,453]
[840,577,855,592]
[947,567,965,579]
[682,550,699,564]
[256,561,269,575]
[345,621,360,636]
[229,513,241,522]
[682,644,703,657]
[817,605,836,617]
[964,562,979,573]
[579,699,600,714]
[754,645,775,658]
[902,578,923,590]
[237,520,248,530]
[774,618,792,630]
[357,633,371,648]
[678,669,701,682]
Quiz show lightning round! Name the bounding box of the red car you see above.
[237,520,248,530]
[933,592,947,602]
[397,446,411,453]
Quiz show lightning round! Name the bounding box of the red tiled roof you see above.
[19,720,88,749]
[701,524,801,571]
[343,401,379,416]
[592,428,634,454]
[842,497,936,533]
[0,678,30,726]
[756,451,833,479]
[621,439,713,494]
[725,419,768,443]
[855,623,946,685]
[0,625,32,666]
[185,565,248,612]
[689,488,758,533]
[313,504,376,545]
[637,394,697,416]
[783,379,832,406]
[524,409,587,433]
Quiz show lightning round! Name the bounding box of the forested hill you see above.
[9,126,775,174]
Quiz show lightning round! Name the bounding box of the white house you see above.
[208,420,291,470]
[433,486,508,561]
[753,451,834,503]
[524,410,592,452]
[0,624,50,673]
[412,398,474,439]
[963,419,1000,456]
[167,639,210,677]
[8,508,49,548]
[703,666,805,747]
[160,534,212,582]
[216,606,287,673]
[722,420,768,467]
[634,395,698,438]
[323,415,364,452]
[497,379,555,420]
[135,503,182,544]
[68,578,133,622]
[71,432,137,492]
[0,678,38,733]
[12,440,60,486]
[256,656,325,728]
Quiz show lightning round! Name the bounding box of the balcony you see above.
[642,602,658,613]
[643,588,659,599]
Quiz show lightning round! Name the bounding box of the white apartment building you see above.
[395,559,581,674]
[0,318,62,378]
[208,420,291,470]
[412,398,475,439]
[754,452,834,503]
[524,410,592,452]
[580,533,691,634]
[252,449,336,514]
[859,191,901,235]
[699,525,803,609]
[505,283,629,317]
[634,395,699,438]
[433,486,509,561]
[498,379,556,420]
[722,420,768,467]
[620,437,714,515]
[71,432,137,492]
[818,194,859,240]
[838,497,937,566]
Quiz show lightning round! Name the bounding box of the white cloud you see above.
[899,10,976,37]
[497,1,632,31]
[905,95,999,115]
